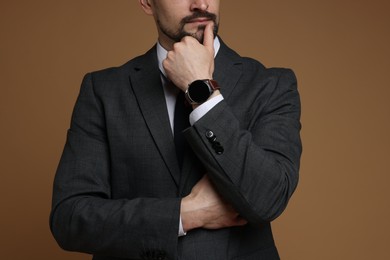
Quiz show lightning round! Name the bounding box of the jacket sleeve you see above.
[50,73,180,259]
[184,68,302,224]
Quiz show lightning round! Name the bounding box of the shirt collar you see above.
[157,36,221,78]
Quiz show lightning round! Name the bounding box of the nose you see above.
[190,0,209,12]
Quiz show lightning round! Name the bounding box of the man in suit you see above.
[50,0,302,259]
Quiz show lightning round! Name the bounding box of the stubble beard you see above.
[157,12,219,44]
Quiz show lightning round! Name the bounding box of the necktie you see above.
[174,91,191,169]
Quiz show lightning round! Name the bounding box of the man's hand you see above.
[163,23,215,91]
[180,175,248,232]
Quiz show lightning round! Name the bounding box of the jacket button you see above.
[206,130,217,142]
[209,135,217,143]
[213,143,224,155]
[140,249,167,260]
[216,148,224,155]
[205,130,215,139]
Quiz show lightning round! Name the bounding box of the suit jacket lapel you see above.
[129,47,181,187]
[214,38,243,100]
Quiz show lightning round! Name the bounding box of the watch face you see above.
[189,80,211,103]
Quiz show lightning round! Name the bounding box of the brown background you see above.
[1,0,389,259]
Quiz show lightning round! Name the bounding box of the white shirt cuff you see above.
[178,215,187,236]
[189,94,224,125]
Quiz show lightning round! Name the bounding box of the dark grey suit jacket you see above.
[50,39,302,260]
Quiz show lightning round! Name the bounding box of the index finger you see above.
[203,22,215,53]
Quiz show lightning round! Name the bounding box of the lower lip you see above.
[188,20,210,25]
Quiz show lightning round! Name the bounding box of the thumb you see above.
[203,22,215,53]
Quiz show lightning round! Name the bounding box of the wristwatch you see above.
[185,79,220,104]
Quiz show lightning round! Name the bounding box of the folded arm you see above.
[184,69,302,225]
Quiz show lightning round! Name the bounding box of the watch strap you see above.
[207,79,220,91]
